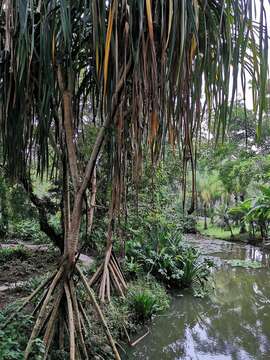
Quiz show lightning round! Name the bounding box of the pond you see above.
[126,234,270,359]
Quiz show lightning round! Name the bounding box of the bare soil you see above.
[0,247,58,309]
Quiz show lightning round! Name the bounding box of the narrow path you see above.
[0,242,94,293]
[0,242,94,265]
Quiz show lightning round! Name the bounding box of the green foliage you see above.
[228,199,252,232]
[180,215,197,234]
[219,156,256,195]
[78,125,99,161]
[11,219,47,243]
[228,200,252,219]
[197,170,224,206]
[246,186,270,222]
[179,247,214,288]
[196,220,239,240]
[127,234,213,290]
[128,292,159,321]
[227,259,262,269]
[124,164,214,291]
[0,246,30,265]
[124,257,143,279]
[197,127,270,240]
[7,184,37,223]
[224,185,270,241]
[127,278,170,321]
[0,306,45,360]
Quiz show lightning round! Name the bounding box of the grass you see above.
[196,220,240,240]
[196,220,263,243]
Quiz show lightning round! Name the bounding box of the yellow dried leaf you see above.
[190,34,197,63]
[104,0,116,95]
[146,0,154,42]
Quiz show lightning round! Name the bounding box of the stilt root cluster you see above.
[1,265,121,360]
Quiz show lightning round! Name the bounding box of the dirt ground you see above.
[0,247,58,309]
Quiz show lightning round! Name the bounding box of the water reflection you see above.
[126,237,270,359]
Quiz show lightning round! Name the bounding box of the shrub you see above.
[180,215,197,233]
[129,291,157,321]
[127,236,213,291]
[11,219,47,243]
[127,278,170,321]
[123,256,143,279]
[179,247,214,288]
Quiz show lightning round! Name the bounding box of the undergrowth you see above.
[0,308,44,360]
[0,276,170,359]
[0,246,30,265]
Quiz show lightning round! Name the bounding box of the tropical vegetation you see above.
[0,0,269,359]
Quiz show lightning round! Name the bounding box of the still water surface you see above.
[126,235,270,360]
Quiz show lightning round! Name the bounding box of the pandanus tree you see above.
[0,0,268,358]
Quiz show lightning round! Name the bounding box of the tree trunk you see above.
[260,224,265,242]
[0,178,8,233]
[0,57,134,360]
[16,60,133,360]
[252,222,255,239]
[249,221,255,241]
[204,203,208,230]
[239,220,247,234]
[87,166,97,234]
[89,182,127,302]
[234,194,239,225]
[263,221,268,243]
[224,216,234,239]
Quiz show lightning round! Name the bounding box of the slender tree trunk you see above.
[62,154,70,256]
[240,220,247,234]
[224,216,234,239]
[251,222,255,240]
[188,146,196,215]
[249,222,255,240]
[234,194,239,225]
[0,179,8,233]
[90,179,127,302]
[260,224,265,242]
[263,221,268,243]
[87,166,97,234]
[204,203,208,230]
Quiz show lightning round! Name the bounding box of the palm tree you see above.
[0,1,268,358]
[197,171,223,229]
